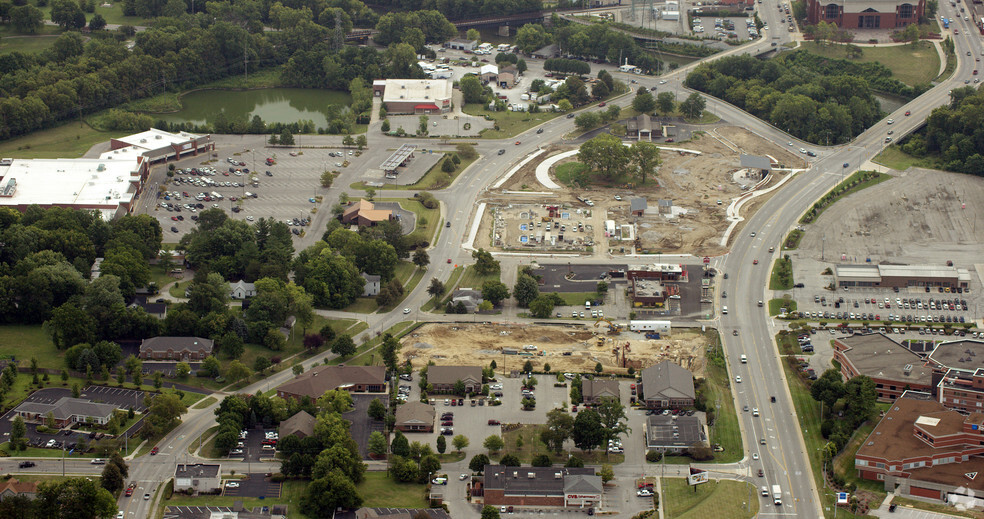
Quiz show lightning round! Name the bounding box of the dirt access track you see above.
[401,323,711,377]
[487,126,807,257]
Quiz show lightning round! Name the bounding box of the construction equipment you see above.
[594,318,620,335]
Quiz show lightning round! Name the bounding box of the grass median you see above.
[799,171,891,225]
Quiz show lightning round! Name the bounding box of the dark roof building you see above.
[139,336,213,361]
[833,333,933,401]
[477,465,601,508]
[276,365,387,400]
[645,414,707,451]
[395,401,435,432]
[279,410,316,439]
[14,396,118,427]
[428,365,483,393]
[640,361,695,409]
[581,379,620,405]
[173,463,222,493]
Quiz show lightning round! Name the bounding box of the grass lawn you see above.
[192,396,218,410]
[768,298,798,317]
[891,496,981,519]
[375,197,441,246]
[798,42,939,86]
[457,265,500,291]
[0,34,59,54]
[553,292,598,307]
[661,478,759,519]
[188,425,220,457]
[351,153,477,191]
[169,281,191,298]
[463,103,562,139]
[331,321,418,367]
[769,257,794,291]
[148,264,181,291]
[873,146,938,171]
[343,298,379,314]
[0,121,124,159]
[163,479,311,518]
[357,471,428,508]
[0,325,59,369]
[500,424,625,465]
[555,162,590,188]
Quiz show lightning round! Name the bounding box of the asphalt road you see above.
[15,3,984,517]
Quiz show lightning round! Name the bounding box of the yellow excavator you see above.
[593,318,620,335]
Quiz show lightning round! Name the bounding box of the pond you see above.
[873,92,907,114]
[153,88,353,127]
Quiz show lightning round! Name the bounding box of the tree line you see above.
[897,86,984,175]
[368,0,542,21]
[514,20,662,73]
[684,52,899,144]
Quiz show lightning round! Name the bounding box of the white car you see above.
[226,481,240,488]
[752,453,759,460]
[887,118,894,124]
[245,216,254,221]
[637,489,654,497]
[490,383,503,390]
[735,376,742,383]
[403,307,411,314]
[117,512,125,519]
[659,79,667,84]
[460,474,469,480]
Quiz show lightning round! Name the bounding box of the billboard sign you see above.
[687,467,708,485]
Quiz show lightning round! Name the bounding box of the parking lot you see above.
[794,287,978,330]
[83,386,148,413]
[222,473,281,499]
[228,427,278,462]
[346,394,387,459]
[139,141,370,239]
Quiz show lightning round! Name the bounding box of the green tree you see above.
[280,129,295,146]
[594,362,603,373]
[460,74,487,104]
[572,409,605,452]
[529,295,555,318]
[679,92,706,120]
[599,464,615,483]
[412,249,430,268]
[656,92,676,115]
[514,23,551,53]
[481,280,510,306]
[380,334,401,373]
[471,248,499,275]
[381,120,391,132]
[226,360,252,383]
[10,5,45,33]
[574,111,600,131]
[500,454,521,466]
[331,334,357,357]
[391,431,410,457]
[10,415,26,451]
[452,434,469,452]
[630,141,662,185]
[100,462,125,493]
[597,397,630,443]
[579,133,631,179]
[301,470,363,518]
[541,408,574,453]
[469,453,491,473]
[200,356,221,378]
[483,434,504,454]
[254,356,272,373]
[320,171,335,188]
[513,275,539,308]
[466,28,481,41]
[368,398,386,420]
[145,392,187,434]
[482,505,502,519]
[221,332,245,359]
[436,434,447,454]
[175,362,191,379]
[34,478,116,519]
[632,89,657,113]
[531,454,551,466]
[368,431,388,457]
[427,278,446,297]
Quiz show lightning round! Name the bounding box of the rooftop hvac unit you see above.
[155,135,162,139]
[400,95,404,99]
[904,364,913,375]
[140,139,147,143]
[554,472,563,479]
[527,473,535,479]
[425,95,429,99]
[401,85,406,89]
[426,85,431,89]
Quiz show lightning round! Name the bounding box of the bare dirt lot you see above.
[481,126,807,257]
[401,323,710,377]
[797,168,984,267]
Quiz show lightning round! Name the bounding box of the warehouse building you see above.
[475,466,601,508]
[807,0,924,28]
[108,128,213,164]
[835,264,971,290]
[373,79,453,115]
[0,156,147,220]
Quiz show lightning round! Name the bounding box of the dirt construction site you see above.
[401,323,711,377]
[482,126,807,257]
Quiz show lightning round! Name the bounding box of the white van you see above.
[585,301,592,309]
[722,306,728,314]
[740,354,747,363]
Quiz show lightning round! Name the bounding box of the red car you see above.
[488,419,500,425]
[598,102,606,107]
[151,446,159,455]
[665,138,674,143]
[125,488,134,497]
[170,216,178,221]
[753,259,759,265]
[447,258,452,263]
[905,111,911,116]
[515,141,521,145]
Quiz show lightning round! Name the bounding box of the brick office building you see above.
[832,333,934,401]
[476,466,601,508]
[855,391,984,505]
[928,339,984,414]
[806,0,924,28]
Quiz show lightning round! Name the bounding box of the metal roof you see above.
[380,144,417,172]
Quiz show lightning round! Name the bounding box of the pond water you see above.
[874,92,906,114]
[154,88,352,127]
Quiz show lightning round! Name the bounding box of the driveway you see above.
[222,473,281,499]
[346,394,387,459]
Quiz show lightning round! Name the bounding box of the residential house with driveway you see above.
[276,365,387,401]
[427,365,483,394]
[640,360,695,409]
[395,401,435,432]
[581,379,620,405]
[0,478,38,500]
[139,336,214,361]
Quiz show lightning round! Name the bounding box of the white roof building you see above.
[0,157,145,220]
[379,79,453,115]
[107,128,213,163]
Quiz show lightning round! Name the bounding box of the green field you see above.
[662,478,759,519]
[463,104,562,139]
[555,162,590,188]
[457,265,500,291]
[0,121,123,159]
[769,257,794,291]
[768,298,798,317]
[800,42,939,86]
[873,146,938,171]
[0,34,60,54]
[375,197,441,246]
[357,472,428,508]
